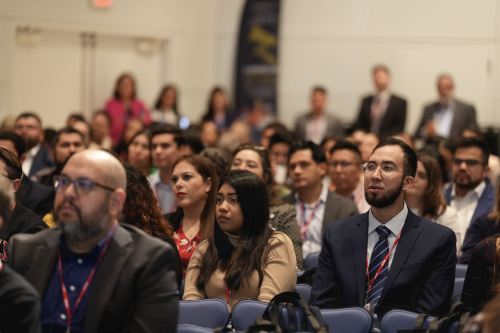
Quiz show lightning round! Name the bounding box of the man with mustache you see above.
[444,137,494,251]
[7,150,179,333]
[311,138,456,318]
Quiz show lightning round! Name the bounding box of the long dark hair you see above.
[196,170,272,292]
[168,155,218,241]
[122,163,174,238]
[418,153,447,219]
[154,85,179,115]
[127,129,152,170]
[202,87,227,122]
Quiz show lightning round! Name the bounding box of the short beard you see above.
[365,179,404,209]
[455,176,483,192]
[54,200,111,243]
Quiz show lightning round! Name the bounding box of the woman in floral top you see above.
[165,155,218,276]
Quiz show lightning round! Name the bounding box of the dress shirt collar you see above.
[375,90,391,103]
[368,203,408,236]
[451,180,486,200]
[149,170,172,188]
[295,184,329,206]
[27,143,41,158]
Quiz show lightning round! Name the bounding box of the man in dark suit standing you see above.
[354,66,407,139]
[14,112,54,178]
[415,75,477,141]
[311,138,456,316]
[282,141,358,260]
[8,150,178,333]
[294,87,345,144]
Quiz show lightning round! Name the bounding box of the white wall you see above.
[1,0,500,135]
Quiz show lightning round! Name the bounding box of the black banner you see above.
[235,0,281,116]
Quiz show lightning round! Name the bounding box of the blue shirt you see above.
[41,226,115,333]
[148,170,176,213]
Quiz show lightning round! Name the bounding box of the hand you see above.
[425,120,437,138]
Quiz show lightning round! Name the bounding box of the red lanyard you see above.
[365,228,402,299]
[58,221,117,331]
[299,200,320,239]
[224,267,231,302]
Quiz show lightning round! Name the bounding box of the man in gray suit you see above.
[294,87,344,144]
[282,141,358,259]
[415,75,477,140]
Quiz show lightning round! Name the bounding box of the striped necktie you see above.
[366,225,391,306]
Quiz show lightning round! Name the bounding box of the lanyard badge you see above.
[299,200,320,239]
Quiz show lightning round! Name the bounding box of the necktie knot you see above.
[376,226,390,239]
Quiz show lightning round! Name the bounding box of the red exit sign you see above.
[94,0,112,7]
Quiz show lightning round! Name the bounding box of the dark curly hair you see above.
[122,163,174,238]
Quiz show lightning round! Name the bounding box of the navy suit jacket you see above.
[28,145,54,178]
[443,180,495,224]
[15,173,55,217]
[310,209,457,315]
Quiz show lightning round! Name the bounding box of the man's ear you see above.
[20,153,26,164]
[40,129,45,144]
[402,176,415,192]
[12,179,21,193]
[179,144,187,157]
[109,189,127,216]
[318,162,327,177]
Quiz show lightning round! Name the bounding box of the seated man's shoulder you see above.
[10,227,56,246]
[119,223,173,252]
[324,213,365,233]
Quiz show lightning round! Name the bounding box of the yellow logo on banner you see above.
[247,25,277,64]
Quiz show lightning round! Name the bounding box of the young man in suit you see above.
[14,112,55,178]
[282,140,359,259]
[444,137,494,247]
[311,138,457,316]
[415,75,477,141]
[294,87,344,144]
[354,65,407,139]
[8,150,179,333]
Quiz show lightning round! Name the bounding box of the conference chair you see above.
[294,284,312,303]
[452,277,465,300]
[380,309,459,333]
[179,299,230,328]
[232,299,268,331]
[304,252,320,270]
[455,264,467,278]
[180,278,185,299]
[178,323,214,333]
[320,308,372,333]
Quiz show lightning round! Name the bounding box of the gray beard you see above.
[54,203,110,242]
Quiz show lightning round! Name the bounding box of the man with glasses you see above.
[0,147,48,262]
[14,112,55,178]
[329,141,370,213]
[444,137,494,246]
[311,138,456,318]
[7,150,179,332]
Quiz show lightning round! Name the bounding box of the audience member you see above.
[152,85,180,125]
[462,236,500,313]
[311,138,457,315]
[91,110,112,150]
[127,130,155,176]
[329,141,370,213]
[201,87,237,131]
[0,116,15,131]
[166,155,217,277]
[321,136,337,162]
[183,125,205,155]
[0,131,55,217]
[8,150,179,332]
[0,148,48,261]
[42,128,57,150]
[260,122,287,148]
[231,144,303,269]
[33,127,87,187]
[405,154,461,253]
[415,75,477,140]
[283,141,358,258]
[66,113,86,127]
[354,65,407,138]
[391,132,414,150]
[358,132,380,163]
[217,131,242,156]
[148,125,186,213]
[294,87,344,144]
[268,131,293,195]
[0,176,41,333]
[459,181,500,264]
[444,137,495,244]
[200,121,220,147]
[183,170,296,310]
[14,112,55,177]
[71,120,91,147]
[200,147,230,179]
[115,118,145,161]
[120,163,182,288]
[105,73,151,147]
[229,120,251,144]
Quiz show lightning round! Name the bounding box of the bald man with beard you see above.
[7,150,179,333]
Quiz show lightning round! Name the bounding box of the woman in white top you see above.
[152,85,180,125]
[405,153,461,254]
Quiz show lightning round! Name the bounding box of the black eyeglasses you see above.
[54,175,116,195]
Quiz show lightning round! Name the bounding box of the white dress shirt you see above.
[148,170,176,214]
[450,181,486,245]
[305,113,328,145]
[294,185,329,259]
[434,100,455,138]
[367,203,408,270]
[22,143,41,175]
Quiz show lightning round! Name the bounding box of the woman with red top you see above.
[104,73,151,147]
[165,155,218,277]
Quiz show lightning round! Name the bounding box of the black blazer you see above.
[15,173,55,218]
[7,224,179,333]
[29,145,55,178]
[354,94,407,138]
[310,210,457,315]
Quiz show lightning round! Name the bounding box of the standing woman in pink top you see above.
[105,73,151,147]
